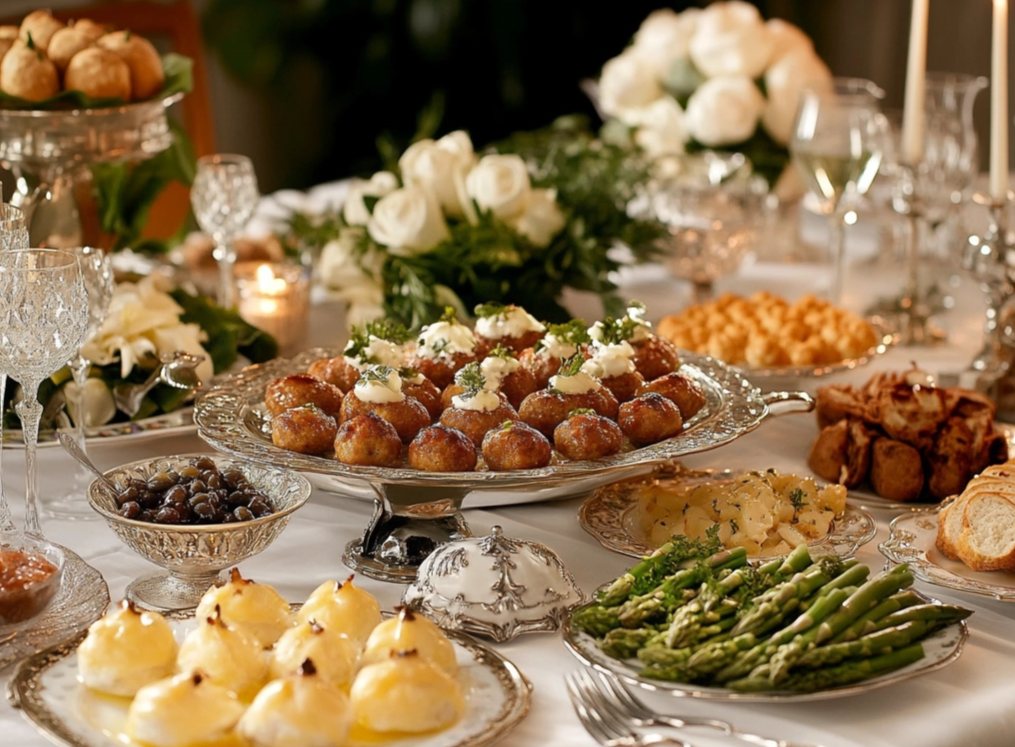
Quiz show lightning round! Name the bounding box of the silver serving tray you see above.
[195,347,810,503]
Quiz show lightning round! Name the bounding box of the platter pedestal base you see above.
[343,484,471,582]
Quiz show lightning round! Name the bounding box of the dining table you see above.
[3,194,1015,747]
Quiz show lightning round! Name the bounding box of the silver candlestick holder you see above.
[961,191,1015,419]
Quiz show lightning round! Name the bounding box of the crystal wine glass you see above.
[0,249,88,536]
[0,204,30,534]
[190,154,260,309]
[790,78,887,305]
[45,247,114,519]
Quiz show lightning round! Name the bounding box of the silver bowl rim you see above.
[85,452,312,534]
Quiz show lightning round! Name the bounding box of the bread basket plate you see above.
[7,607,531,747]
[562,593,967,702]
[579,465,877,559]
[879,511,1015,602]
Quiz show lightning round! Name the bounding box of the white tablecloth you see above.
[4,231,1015,747]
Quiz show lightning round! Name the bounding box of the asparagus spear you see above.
[828,590,923,644]
[795,616,960,669]
[600,627,656,659]
[729,643,926,693]
[867,603,972,635]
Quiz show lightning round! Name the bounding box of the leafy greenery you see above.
[169,289,279,371]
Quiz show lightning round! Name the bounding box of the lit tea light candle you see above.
[236,262,310,355]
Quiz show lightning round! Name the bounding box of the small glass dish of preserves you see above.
[0,534,65,626]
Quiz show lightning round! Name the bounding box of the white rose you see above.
[399,131,476,218]
[508,188,565,247]
[630,8,701,79]
[633,96,689,156]
[689,1,772,79]
[319,227,384,290]
[465,154,531,220]
[598,50,663,124]
[342,171,399,226]
[765,18,813,64]
[368,186,450,254]
[761,47,833,145]
[685,76,764,147]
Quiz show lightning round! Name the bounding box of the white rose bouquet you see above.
[594,1,832,191]
[308,124,663,329]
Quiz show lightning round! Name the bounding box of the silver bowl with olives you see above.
[87,453,311,612]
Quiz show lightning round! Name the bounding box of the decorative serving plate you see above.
[579,466,877,559]
[880,511,1015,602]
[562,597,967,702]
[3,407,195,449]
[196,347,806,500]
[7,608,531,747]
[0,546,109,671]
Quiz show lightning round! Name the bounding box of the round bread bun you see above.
[97,30,164,100]
[64,47,131,101]
[47,26,92,73]
[70,19,106,44]
[19,10,65,53]
[0,40,59,101]
[0,26,19,64]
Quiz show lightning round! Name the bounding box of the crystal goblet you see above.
[190,154,259,309]
[0,204,30,534]
[45,247,114,519]
[0,249,88,536]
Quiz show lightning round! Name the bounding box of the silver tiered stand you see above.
[0,92,183,248]
[962,191,1015,421]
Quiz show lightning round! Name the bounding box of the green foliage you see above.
[169,288,279,371]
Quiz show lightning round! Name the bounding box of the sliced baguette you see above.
[955,492,1015,571]
[935,462,1015,559]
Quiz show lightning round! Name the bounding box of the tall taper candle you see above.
[991,0,1009,200]
[901,0,930,164]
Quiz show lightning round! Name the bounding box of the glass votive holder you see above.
[235,261,310,356]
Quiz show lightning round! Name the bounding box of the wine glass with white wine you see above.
[790,78,887,305]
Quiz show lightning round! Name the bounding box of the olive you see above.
[194,456,216,471]
[180,465,201,480]
[233,506,255,522]
[118,501,141,519]
[165,485,187,504]
[147,471,175,492]
[193,502,216,521]
[154,506,180,524]
[207,473,224,491]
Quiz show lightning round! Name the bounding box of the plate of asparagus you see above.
[563,540,970,701]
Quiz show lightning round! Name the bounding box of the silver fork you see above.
[566,670,691,747]
[589,670,824,747]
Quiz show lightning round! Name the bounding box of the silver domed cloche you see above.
[401,526,584,642]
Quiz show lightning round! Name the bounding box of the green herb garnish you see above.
[539,319,591,350]
[453,362,486,394]
[360,365,395,384]
[474,302,509,319]
[344,319,412,362]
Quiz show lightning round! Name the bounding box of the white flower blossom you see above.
[464,154,532,220]
[762,47,833,145]
[508,188,566,247]
[630,8,701,79]
[597,50,663,124]
[689,1,773,80]
[632,96,689,156]
[81,276,213,383]
[368,186,450,254]
[399,131,477,218]
[685,76,765,147]
[342,171,399,226]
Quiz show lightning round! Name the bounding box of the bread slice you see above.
[955,492,1015,571]
[935,463,1015,559]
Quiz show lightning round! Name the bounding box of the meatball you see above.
[631,336,682,381]
[339,394,431,443]
[271,404,338,456]
[554,411,624,460]
[439,401,519,447]
[265,374,344,417]
[618,393,684,446]
[598,371,646,404]
[637,372,706,419]
[409,425,478,472]
[499,367,540,410]
[401,375,443,420]
[518,348,561,390]
[307,355,360,391]
[518,387,619,439]
[407,351,476,390]
[482,421,553,471]
[334,413,403,467]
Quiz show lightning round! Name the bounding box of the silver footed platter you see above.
[196,347,812,582]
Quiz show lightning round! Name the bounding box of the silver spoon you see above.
[57,431,118,495]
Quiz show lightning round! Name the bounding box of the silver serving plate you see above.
[7,606,532,747]
[563,594,967,702]
[579,466,877,559]
[880,511,1015,602]
[196,347,812,582]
